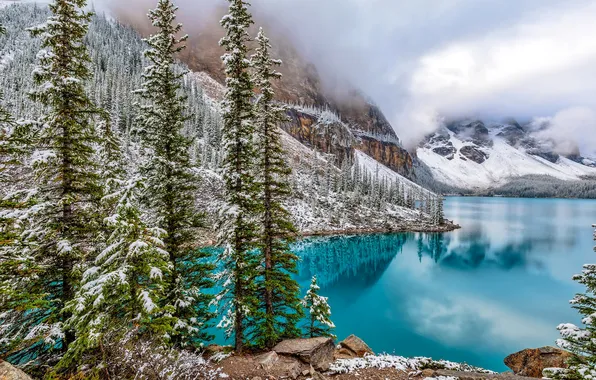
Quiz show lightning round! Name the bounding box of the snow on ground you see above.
[417,133,596,190]
[329,354,494,375]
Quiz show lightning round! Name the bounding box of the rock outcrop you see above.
[0,361,32,380]
[504,346,573,378]
[460,145,488,164]
[356,136,413,176]
[284,109,354,165]
[273,337,335,372]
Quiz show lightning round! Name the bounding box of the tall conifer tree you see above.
[555,225,596,379]
[61,176,174,370]
[250,28,302,348]
[135,0,213,346]
[217,0,260,353]
[1,0,103,362]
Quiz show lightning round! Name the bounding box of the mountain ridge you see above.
[417,118,596,192]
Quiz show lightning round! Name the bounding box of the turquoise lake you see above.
[293,197,596,371]
[213,197,596,371]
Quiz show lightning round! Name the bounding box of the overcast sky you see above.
[92,0,596,150]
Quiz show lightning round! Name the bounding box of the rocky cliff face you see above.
[284,109,354,165]
[115,7,413,176]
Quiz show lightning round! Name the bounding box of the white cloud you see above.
[408,295,554,351]
[93,0,596,149]
[532,107,596,156]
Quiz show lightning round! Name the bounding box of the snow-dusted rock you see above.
[338,334,374,358]
[504,346,573,378]
[273,337,335,371]
[0,361,32,380]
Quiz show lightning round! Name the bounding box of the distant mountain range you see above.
[416,119,596,193]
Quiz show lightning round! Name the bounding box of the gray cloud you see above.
[92,0,596,150]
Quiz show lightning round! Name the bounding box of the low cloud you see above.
[91,0,596,149]
[532,107,596,157]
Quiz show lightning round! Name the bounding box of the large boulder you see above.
[0,361,32,380]
[504,346,573,378]
[273,337,335,371]
[338,335,374,358]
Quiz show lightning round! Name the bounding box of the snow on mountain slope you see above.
[356,150,434,198]
[417,125,596,190]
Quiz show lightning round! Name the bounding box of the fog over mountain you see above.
[90,0,596,152]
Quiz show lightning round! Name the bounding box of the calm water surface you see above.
[292,197,596,371]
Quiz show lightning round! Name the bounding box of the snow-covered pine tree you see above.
[60,177,174,370]
[0,24,40,361]
[302,276,336,339]
[216,0,260,353]
[250,28,302,348]
[135,0,214,346]
[0,0,104,361]
[555,225,596,379]
[437,195,445,225]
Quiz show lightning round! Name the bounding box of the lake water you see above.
[292,197,596,371]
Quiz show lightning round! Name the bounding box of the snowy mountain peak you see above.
[418,119,596,190]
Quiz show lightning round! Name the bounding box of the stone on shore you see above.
[0,361,32,380]
[338,334,374,358]
[273,337,335,371]
[504,346,573,378]
[255,351,279,371]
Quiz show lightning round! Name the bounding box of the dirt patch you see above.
[214,354,414,380]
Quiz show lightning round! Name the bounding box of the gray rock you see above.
[255,351,279,370]
[275,356,302,380]
[433,146,457,159]
[0,361,32,380]
[460,145,488,164]
[273,337,335,372]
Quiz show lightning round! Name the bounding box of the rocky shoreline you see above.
[0,335,573,380]
[203,336,572,380]
[299,221,461,238]
[197,221,461,248]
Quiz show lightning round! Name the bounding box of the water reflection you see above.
[292,197,596,371]
[295,234,408,288]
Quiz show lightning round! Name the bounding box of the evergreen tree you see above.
[61,177,174,369]
[0,23,39,361]
[135,0,213,346]
[437,195,445,225]
[0,0,103,361]
[555,224,596,379]
[216,0,260,353]
[250,28,302,348]
[302,276,336,339]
